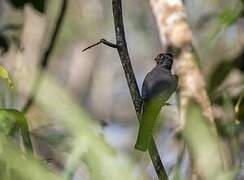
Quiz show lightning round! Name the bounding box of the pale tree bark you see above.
[149,0,231,179]
[150,0,213,123]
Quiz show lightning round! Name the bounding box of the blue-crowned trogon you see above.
[135,53,178,151]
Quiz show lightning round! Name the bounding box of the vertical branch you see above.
[83,0,168,178]
[112,0,168,179]
[22,0,68,113]
[112,0,142,116]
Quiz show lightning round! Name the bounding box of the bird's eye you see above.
[159,54,164,59]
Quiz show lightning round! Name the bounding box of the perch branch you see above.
[112,2,168,179]
[83,0,168,179]
[22,0,68,113]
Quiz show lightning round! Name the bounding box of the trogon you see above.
[135,53,178,151]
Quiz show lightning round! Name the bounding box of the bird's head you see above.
[154,53,174,70]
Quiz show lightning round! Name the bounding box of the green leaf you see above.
[0,109,33,152]
[219,7,242,27]
[183,100,228,179]
[0,136,60,180]
[0,65,13,88]
[0,110,16,135]
[36,75,139,180]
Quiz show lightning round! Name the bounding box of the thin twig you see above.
[22,0,68,113]
[109,0,168,179]
[82,38,117,52]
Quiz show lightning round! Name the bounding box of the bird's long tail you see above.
[135,121,153,151]
[135,102,160,151]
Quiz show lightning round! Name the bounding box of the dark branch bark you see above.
[82,38,117,52]
[111,0,168,179]
[22,0,68,113]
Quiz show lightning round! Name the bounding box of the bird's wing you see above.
[141,73,150,101]
[173,75,178,91]
[141,71,169,101]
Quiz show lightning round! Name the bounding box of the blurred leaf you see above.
[0,35,9,54]
[0,110,16,135]
[219,7,242,27]
[183,100,231,179]
[0,109,32,152]
[63,138,88,180]
[30,124,69,150]
[207,5,242,54]
[0,136,59,180]
[172,163,182,180]
[208,61,233,93]
[34,74,139,180]
[0,65,13,88]
[9,110,33,152]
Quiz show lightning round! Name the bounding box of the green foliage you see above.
[0,109,16,135]
[183,100,235,179]
[219,7,242,27]
[0,109,33,152]
[0,136,59,180]
[35,75,139,180]
[0,0,243,179]
[0,65,13,88]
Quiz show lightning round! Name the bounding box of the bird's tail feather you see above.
[135,125,150,151]
[135,101,162,151]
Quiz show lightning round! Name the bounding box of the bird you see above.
[135,53,178,151]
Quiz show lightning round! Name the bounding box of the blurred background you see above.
[0,0,243,179]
